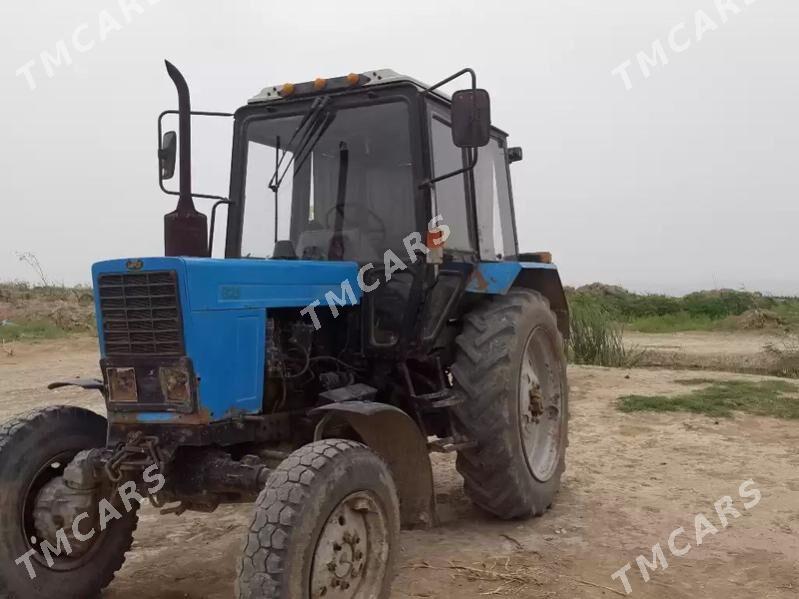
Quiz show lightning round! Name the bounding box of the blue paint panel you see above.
[92,257,362,312]
[465,261,559,295]
[235,316,261,409]
[136,412,181,423]
[91,256,358,422]
[189,309,265,418]
[182,258,362,310]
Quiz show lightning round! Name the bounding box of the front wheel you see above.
[0,406,138,599]
[236,439,401,599]
[452,288,569,519]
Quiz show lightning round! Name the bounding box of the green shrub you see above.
[628,312,717,333]
[567,284,794,333]
[567,297,640,367]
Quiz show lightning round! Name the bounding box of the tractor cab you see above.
[225,69,518,268]
[161,68,522,268]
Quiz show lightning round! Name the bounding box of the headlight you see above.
[158,366,191,406]
[107,367,137,403]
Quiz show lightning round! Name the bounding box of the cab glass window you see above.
[429,113,473,252]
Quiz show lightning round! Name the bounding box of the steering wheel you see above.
[324,204,387,238]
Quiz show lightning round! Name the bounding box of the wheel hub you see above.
[33,476,99,558]
[518,328,564,483]
[30,450,103,560]
[524,381,545,424]
[311,493,389,598]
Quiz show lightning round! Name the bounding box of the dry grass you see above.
[409,557,546,596]
[0,281,95,343]
[568,298,644,367]
[763,335,799,378]
[408,557,625,597]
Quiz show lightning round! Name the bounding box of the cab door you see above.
[472,136,519,261]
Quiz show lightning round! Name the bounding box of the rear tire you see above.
[0,406,137,599]
[236,439,400,599]
[452,288,569,519]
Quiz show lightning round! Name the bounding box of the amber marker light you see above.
[426,229,446,249]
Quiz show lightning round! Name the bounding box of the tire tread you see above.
[452,289,568,519]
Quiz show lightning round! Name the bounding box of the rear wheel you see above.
[0,406,137,599]
[452,288,569,519]
[236,439,400,599]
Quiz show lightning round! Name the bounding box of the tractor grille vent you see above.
[97,271,184,356]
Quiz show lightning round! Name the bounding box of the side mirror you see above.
[451,89,491,148]
[508,146,523,164]
[159,131,177,180]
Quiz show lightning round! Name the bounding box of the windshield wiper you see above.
[268,96,332,194]
[267,97,338,246]
[332,141,349,237]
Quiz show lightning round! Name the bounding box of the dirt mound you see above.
[0,284,95,333]
[573,282,630,299]
[731,308,786,330]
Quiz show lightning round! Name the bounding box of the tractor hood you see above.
[90,257,361,422]
[91,257,362,312]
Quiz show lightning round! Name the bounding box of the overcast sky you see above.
[1,0,797,295]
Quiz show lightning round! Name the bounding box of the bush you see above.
[567,284,791,333]
[567,297,640,367]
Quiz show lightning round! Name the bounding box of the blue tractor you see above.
[0,63,569,599]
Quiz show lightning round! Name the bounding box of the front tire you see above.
[452,288,569,519]
[0,406,138,599]
[236,439,401,599]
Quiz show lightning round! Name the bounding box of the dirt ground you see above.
[626,330,790,375]
[0,335,797,598]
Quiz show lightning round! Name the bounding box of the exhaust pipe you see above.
[163,60,208,257]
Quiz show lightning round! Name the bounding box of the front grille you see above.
[98,271,184,356]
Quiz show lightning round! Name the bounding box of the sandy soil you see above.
[0,336,797,598]
[625,330,791,375]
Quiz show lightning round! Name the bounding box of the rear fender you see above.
[513,267,570,339]
[311,402,436,529]
[465,261,570,339]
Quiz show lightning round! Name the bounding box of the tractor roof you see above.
[248,69,449,105]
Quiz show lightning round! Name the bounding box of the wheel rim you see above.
[310,491,390,599]
[20,451,105,572]
[518,326,564,483]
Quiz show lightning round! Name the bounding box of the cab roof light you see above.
[279,82,296,96]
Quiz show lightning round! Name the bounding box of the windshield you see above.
[240,99,416,262]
